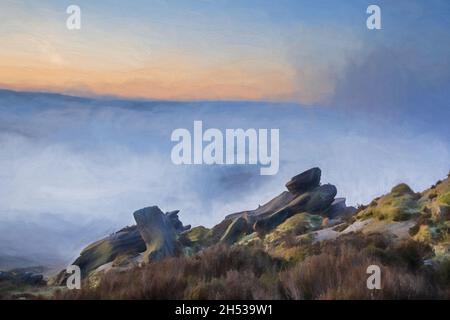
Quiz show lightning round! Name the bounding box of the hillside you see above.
[2,167,450,299]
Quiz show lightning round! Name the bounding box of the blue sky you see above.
[1,0,449,106]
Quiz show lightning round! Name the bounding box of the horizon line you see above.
[0,87,301,106]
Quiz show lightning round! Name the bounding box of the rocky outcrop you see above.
[0,269,45,286]
[57,167,357,282]
[226,169,335,235]
[44,169,450,300]
[133,206,189,262]
[220,216,250,245]
[223,168,351,236]
[166,210,191,232]
[224,191,295,221]
[285,167,321,194]
[253,184,337,234]
[53,206,190,282]
[327,198,357,219]
[16,167,450,299]
[303,184,337,212]
[53,225,146,283]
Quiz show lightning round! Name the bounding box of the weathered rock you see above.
[166,210,191,232]
[226,168,332,226]
[133,206,182,263]
[225,191,295,221]
[253,184,337,234]
[253,207,293,235]
[54,207,191,282]
[20,273,45,285]
[329,197,346,212]
[327,198,357,219]
[285,167,321,194]
[220,216,250,245]
[53,225,146,283]
[0,270,45,286]
[304,184,337,212]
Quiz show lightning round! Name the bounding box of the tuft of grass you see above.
[357,186,421,222]
[182,226,209,243]
[438,192,450,206]
[391,183,414,196]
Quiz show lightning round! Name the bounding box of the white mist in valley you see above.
[0,91,448,266]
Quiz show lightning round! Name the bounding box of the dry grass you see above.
[280,243,435,299]
[55,234,450,300]
[55,245,282,300]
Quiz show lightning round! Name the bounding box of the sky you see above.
[0,0,449,105]
[0,0,449,266]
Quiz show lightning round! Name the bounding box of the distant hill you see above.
[0,255,38,271]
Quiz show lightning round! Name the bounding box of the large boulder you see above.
[54,206,190,283]
[253,184,337,234]
[304,184,337,212]
[0,270,45,286]
[53,225,146,283]
[133,206,188,263]
[224,191,295,221]
[166,210,191,232]
[285,167,321,194]
[253,207,294,235]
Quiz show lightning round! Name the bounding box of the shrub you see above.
[279,240,436,299]
[187,270,279,299]
[436,259,450,286]
[392,209,412,222]
[392,241,432,270]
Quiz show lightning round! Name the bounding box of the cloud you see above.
[0,89,449,264]
[286,1,450,116]
[1,93,448,215]
[331,43,450,118]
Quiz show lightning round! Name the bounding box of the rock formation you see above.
[225,168,343,235]
[220,216,251,245]
[252,184,337,234]
[285,167,321,194]
[327,198,356,219]
[133,206,190,262]
[57,167,356,280]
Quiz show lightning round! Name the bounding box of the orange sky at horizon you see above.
[0,0,345,104]
[0,55,298,102]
